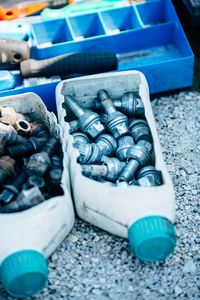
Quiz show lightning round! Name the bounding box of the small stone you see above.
[121,250,128,260]
[175,285,182,296]
[183,260,196,273]
[67,234,79,243]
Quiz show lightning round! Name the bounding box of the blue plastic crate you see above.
[0,0,194,110]
[29,0,194,94]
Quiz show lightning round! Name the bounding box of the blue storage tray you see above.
[29,0,194,94]
[0,0,194,109]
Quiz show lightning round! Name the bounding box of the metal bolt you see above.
[0,106,24,125]
[116,135,134,161]
[95,134,117,156]
[129,119,152,143]
[137,165,163,187]
[14,119,31,137]
[97,90,129,139]
[64,95,104,138]
[72,132,90,149]
[0,123,26,145]
[78,143,103,164]
[26,138,59,177]
[0,187,45,213]
[82,157,125,182]
[30,121,50,138]
[69,120,79,134]
[51,155,63,169]
[7,137,47,158]
[49,169,63,195]
[114,92,144,116]
[0,171,26,203]
[0,156,15,185]
[27,175,46,192]
[117,140,153,183]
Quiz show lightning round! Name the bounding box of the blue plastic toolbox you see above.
[0,0,194,111]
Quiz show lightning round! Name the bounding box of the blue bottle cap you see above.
[128,216,176,262]
[1,250,48,298]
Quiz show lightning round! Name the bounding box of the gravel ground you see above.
[1,82,200,299]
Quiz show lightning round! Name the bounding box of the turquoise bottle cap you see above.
[1,250,48,298]
[128,216,176,262]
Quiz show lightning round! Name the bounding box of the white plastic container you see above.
[56,71,176,263]
[0,93,74,298]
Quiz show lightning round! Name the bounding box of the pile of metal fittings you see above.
[0,106,63,213]
[63,90,163,187]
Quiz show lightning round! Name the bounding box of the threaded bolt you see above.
[117,140,153,183]
[137,165,163,186]
[97,90,129,139]
[72,132,90,149]
[129,119,152,143]
[64,95,104,138]
[114,92,144,116]
[116,135,134,161]
[78,143,103,164]
[95,134,117,156]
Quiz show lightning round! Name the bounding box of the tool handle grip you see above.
[20,52,118,78]
[0,38,30,69]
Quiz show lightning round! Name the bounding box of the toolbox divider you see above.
[68,13,106,41]
[100,6,142,35]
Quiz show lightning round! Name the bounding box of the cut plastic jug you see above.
[56,70,176,262]
[0,93,74,298]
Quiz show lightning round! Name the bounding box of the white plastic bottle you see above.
[56,70,176,262]
[0,93,74,298]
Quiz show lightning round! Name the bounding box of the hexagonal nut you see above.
[86,120,105,139]
[14,119,31,137]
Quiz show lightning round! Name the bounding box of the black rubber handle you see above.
[20,52,118,78]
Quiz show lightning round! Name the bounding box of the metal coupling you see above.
[27,175,46,192]
[82,157,124,182]
[0,156,15,185]
[30,121,50,138]
[49,169,63,195]
[117,140,153,183]
[14,119,31,137]
[0,171,26,203]
[7,137,47,158]
[26,152,51,177]
[113,92,144,116]
[137,165,163,187]
[77,143,103,164]
[0,187,45,213]
[0,123,26,145]
[95,134,117,156]
[72,132,90,149]
[69,120,80,134]
[129,119,152,143]
[97,89,129,139]
[64,95,105,138]
[0,106,25,125]
[116,135,134,161]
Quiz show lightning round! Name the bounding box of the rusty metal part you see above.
[14,119,31,137]
[30,121,50,138]
[0,155,15,185]
[0,123,26,145]
[0,106,24,125]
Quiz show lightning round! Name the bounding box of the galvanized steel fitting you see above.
[64,95,105,138]
[95,134,117,156]
[77,143,103,164]
[117,140,153,183]
[97,90,129,139]
[116,135,134,161]
[72,132,90,149]
[114,92,144,116]
[82,157,124,182]
[129,119,152,143]
[137,165,163,187]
